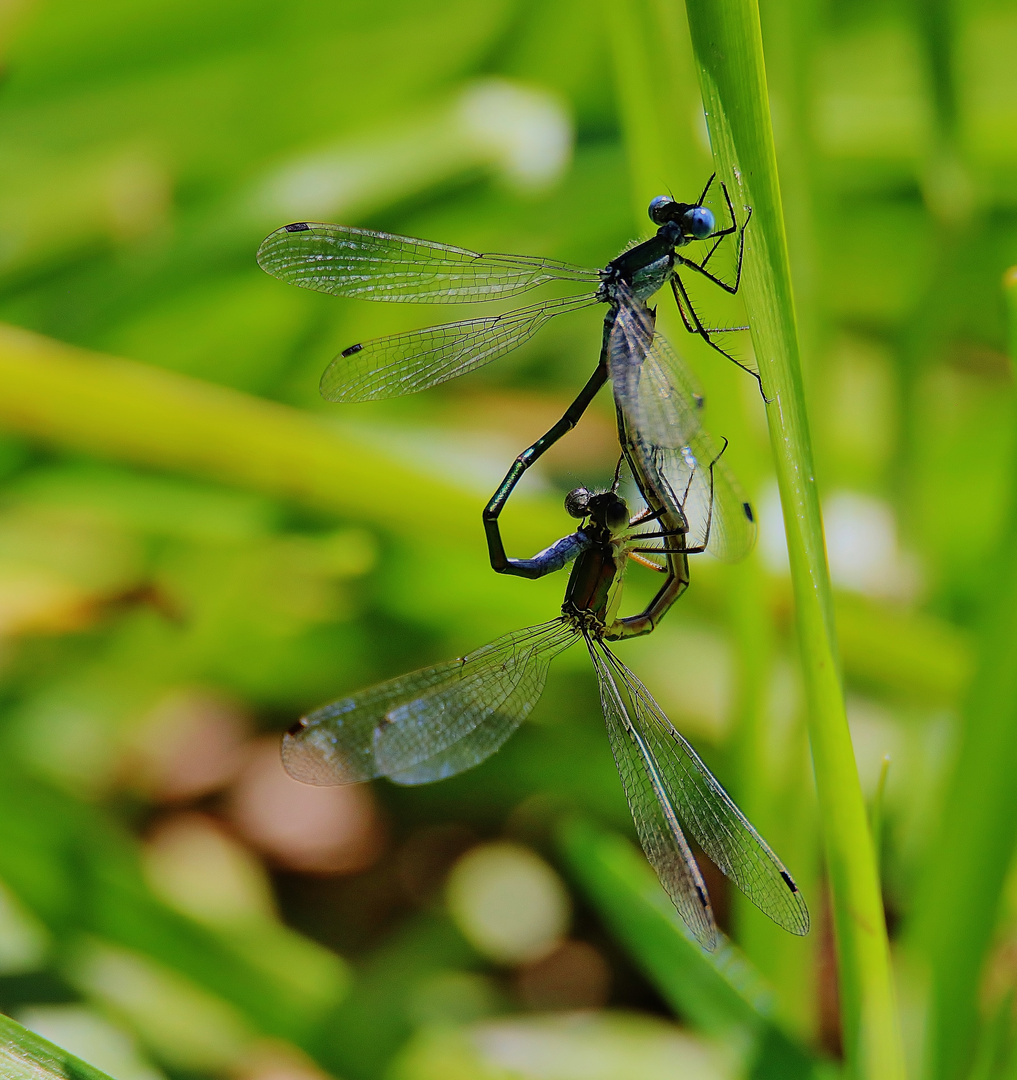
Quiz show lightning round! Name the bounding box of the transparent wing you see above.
[610,292,755,563]
[321,293,599,402]
[283,620,577,787]
[596,641,810,938]
[376,620,578,782]
[282,661,461,785]
[588,638,717,947]
[258,222,602,303]
[607,284,705,450]
[624,419,757,563]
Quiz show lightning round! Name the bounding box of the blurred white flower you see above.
[760,484,922,600]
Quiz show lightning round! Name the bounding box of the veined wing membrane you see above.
[283,620,576,786]
[611,292,756,563]
[588,639,716,947]
[282,660,464,785]
[628,428,757,563]
[321,293,598,402]
[376,620,578,782]
[258,223,602,303]
[600,645,810,937]
[608,283,704,451]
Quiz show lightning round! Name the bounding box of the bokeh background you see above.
[0,1,1015,1078]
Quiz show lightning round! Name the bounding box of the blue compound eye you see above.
[648,195,675,224]
[685,206,715,238]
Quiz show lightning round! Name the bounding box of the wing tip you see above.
[775,869,812,936]
[257,222,323,274]
[281,727,345,786]
[691,883,719,950]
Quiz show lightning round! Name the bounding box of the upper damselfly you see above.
[258,177,755,564]
[282,457,804,948]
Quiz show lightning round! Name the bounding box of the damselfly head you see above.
[588,491,629,532]
[566,488,629,532]
[648,197,715,240]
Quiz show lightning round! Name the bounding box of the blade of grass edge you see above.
[908,268,1017,1080]
[678,1,905,1076]
[0,1011,118,1080]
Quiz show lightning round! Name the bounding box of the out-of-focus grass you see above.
[0,1,1015,1078]
[557,816,825,1078]
[910,268,1017,1080]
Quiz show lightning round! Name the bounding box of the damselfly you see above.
[258,177,754,564]
[283,470,806,948]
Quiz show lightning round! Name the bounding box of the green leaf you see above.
[0,1011,117,1080]
[556,817,823,1078]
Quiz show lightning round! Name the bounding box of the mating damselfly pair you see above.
[259,177,809,948]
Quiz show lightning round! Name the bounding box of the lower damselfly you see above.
[283,473,805,948]
[258,177,755,563]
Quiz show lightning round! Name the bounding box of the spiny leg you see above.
[629,505,666,527]
[628,552,670,573]
[696,172,716,206]
[670,274,763,393]
[696,182,742,273]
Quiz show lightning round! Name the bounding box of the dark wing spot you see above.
[284,222,311,232]
[780,869,798,893]
[693,393,705,410]
[695,884,710,910]
[286,717,309,735]
[341,342,364,357]
[742,501,755,523]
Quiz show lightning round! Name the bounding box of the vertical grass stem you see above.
[679,1,905,1075]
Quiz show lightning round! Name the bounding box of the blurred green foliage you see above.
[0,1,1014,1078]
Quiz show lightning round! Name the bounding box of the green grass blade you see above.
[679,1,905,1075]
[558,815,774,1032]
[908,267,1017,1080]
[0,1011,117,1080]
[557,817,822,1077]
[0,321,562,547]
[603,0,821,1034]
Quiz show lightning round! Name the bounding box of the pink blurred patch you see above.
[227,738,386,874]
[127,689,250,802]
